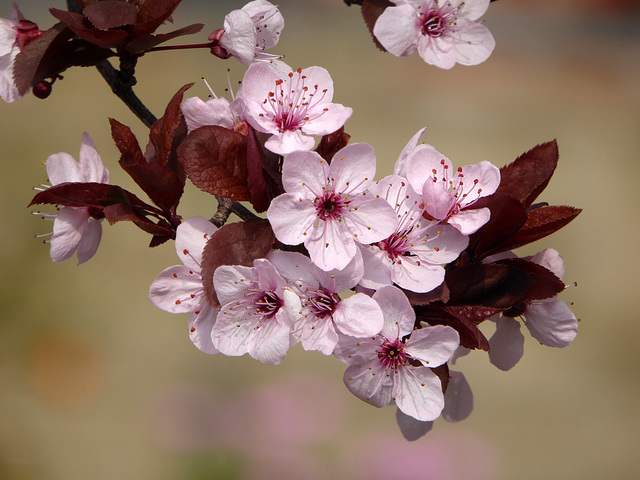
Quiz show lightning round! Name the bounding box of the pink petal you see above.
[242,0,284,50]
[79,132,108,183]
[488,316,524,371]
[264,129,315,155]
[394,127,426,177]
[392,260,445,294]
[220,9,256,66]
[211,308,254,357]
[421,178,455,220]
[531,248,565,278]
[394,366,445,422]
[181,97,235,132]
[280,149,329,197]
[212,264,253,306]
[45,152,84,185]
[458,161,501,205]
[404,325,460,367]
[333,293,384,338]
[448,207,491,235]
[416,223,469,264]
[305,217,357,271]
[343,196,398,245]
[372,4,419,57]
[417,35,457,70]
[174,216,218,271]
[267,193,317,246]
[247,310,293,365]
[330,143,376,195]
[373,285,415,339]
[149,265,204,314]
[454,20,495,66]
[524,300,578,348]
[298,316,339,355]
[457,0,491,22]
[343,362,395,408]
[406,145,451,195]
[359,244,394,290]
[300,103,352,136]
[312,248,364,293]
[49,207,89,262]
[188,301,219,355]
[75,218,102,264]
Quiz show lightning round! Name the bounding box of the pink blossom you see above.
[181,78,246,133]
[334,285,459,422]
[359,175,468,293]
[149,216,219,355]
[1,4,34,102]
[404,143,500,234]
[267,250,384,355]
[239,62,353,155]
[487,249,579,370]
[373,0,495,69]
[211,258,299,365]
[267,144,397,271]
[216,0,285,67]
[38,133,109,264]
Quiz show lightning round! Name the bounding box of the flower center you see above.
[418,2,462,38]
[377,339,408,369]
[260,68,329,132]
[255,289,283,319]
[314,191,347,221]
[305,289,339,319]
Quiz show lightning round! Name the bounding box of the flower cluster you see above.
[17,0,581,441]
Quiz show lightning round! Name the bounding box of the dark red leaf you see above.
[494,205,582,252]
[415,304,492,351]
[177,126,250,201]
[133,0,183,37]
[13,22,73,95]
[315,127,351,163]
[445,262,520,308]
[50,8,128,46]
[149,83,192,168]
[467,194,527,261]
[246,127,270,213]
[494,258,566,303]
[361,0,393,51]
[83,1,138,30]
[497,141,558,208]
[200,221,276,307]
[124,23,204,54]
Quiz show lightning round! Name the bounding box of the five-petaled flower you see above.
[211,258,300,365]
[268,250,384,355]
[267,143,397,271]
[373,0,495,69]
[149,216,219,355]
[402,140,501,235]
[38,133,109,264]
[239,62,353,155]
[334,285,460,421]
[359,174,469,293]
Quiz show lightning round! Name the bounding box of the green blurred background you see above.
[1,0,639,479]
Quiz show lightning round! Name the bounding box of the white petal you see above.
[404,325,460,367]
[525,300,578,348]
[394,127,426,177]
[394,366,445,422]
[531,248,565,279]
[174,216,218,271]
[344,362,394,408]
[75,218,102,264]
[448,207,491,235]
[220,9,257,66]
[213,264,253,306]
[454,21,495,66]
[264,129,315,155]
[373,285,415,339]
[79,132,108,183]
[333,293,384,338]
[45,152,84,185]
[149,265,204,314]
[247,310,293,365]
[49,207,89,262]
[305,217,357,272]
[373,4,419,57]
[267,193,317,246]
[188,301,219,355]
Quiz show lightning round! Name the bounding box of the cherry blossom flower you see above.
[403,142,500,234]
[487,249,579,370]
[239,62,353,155]
[267,143,397,271]
[267,250,384,355]
[359,174,468,293]
[211,258,300,365]
[334,285,460,422]
[1,4,42,102]
[38,133,109,264]
[373,0,495,69]
[149,216,219,355]
[214,0,284,67]
[181,77,246,133]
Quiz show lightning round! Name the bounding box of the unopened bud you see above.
[208,29,231,59]
[33,81,52,99]
[17,20,44,50]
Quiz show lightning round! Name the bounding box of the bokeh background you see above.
[2,0,639,479]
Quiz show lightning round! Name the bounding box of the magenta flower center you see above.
[431,160,482,216]
[259,68,329,132]
[377,339,408,369]
[305,288,339,319]
[314,191,348,221]
[419,2,462,38]
[253,289,283,319]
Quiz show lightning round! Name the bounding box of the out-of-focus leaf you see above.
[83,1,138,30]
[315,127,351,163]
[133,0,183,37]
[50,8,128,46]
[415,304,493,351]
[124,23,204,54]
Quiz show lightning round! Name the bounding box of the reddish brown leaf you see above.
[494,258,566,303]
[495,205,582,252]
[246,127,270,213]
[467,194,527,261]
[83,1,138,30]
[124,23,204,54]
[178,126,250,201]
[497,141,559,208]
[315,127,351,163]
[149,83,193,168]
[415,304,491,351]
[200,221,276,307]
[50,8,128,46]
[133,0,183,37]
[13,22,72,95]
